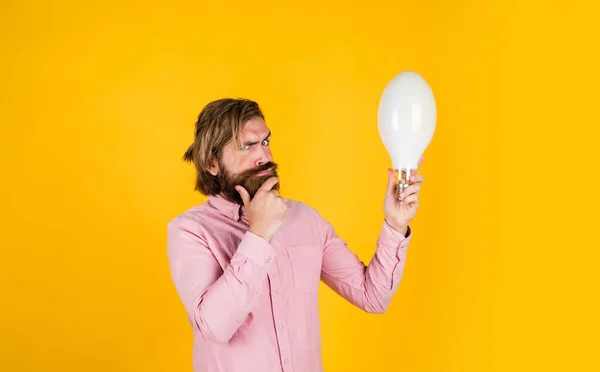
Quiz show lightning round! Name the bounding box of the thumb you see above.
[235,185,251,208]
[386,168,396,196]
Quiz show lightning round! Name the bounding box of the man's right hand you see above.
[235,177,289,243]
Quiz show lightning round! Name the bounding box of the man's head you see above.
[183,98,279,205]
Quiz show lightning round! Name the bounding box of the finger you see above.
[260,177,280,191]
[279,196,289,207]
[400,194,419,206]
[409,157,424,180]
[410,174,424,184]
[235,185,251,208]
[399,184,420,199]
[417,155,425,169]
[282,201,291,219]
[386,168,396,196]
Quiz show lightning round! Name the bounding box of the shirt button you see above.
[254,290,259,295]
[273,290,279,295]
[265,257,271,263]
[279,324,284,330]
[284,359,289,364]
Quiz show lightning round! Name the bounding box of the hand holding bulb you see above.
[378,71,436,233]
[384,155,425,234]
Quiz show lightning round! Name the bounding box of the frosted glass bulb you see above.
[378,71,436,200]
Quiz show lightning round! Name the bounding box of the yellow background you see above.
[1,0,599,371]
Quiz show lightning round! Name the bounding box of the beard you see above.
[217,160,279,205]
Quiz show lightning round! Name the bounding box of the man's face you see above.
[209,117,279,205]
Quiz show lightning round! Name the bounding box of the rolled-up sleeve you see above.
[317,211,412,314]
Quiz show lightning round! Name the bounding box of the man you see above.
[167,98,424,372]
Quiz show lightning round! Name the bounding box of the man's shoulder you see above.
[166,200,212,229]
[284,197,323,222]
[285,197,314,211]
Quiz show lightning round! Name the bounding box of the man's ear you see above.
[208,157,219,176]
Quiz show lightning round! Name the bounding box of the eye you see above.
[262,139,270,146]
[240,145,250,151]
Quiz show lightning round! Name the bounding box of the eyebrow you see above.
[242,131,271,147]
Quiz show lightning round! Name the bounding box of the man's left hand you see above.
[384,155,425,235]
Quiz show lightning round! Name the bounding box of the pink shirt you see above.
[166,194,412,372]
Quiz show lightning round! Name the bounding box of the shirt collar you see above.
[207,194,247,222]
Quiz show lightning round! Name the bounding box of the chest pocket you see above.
[284,245,323,294]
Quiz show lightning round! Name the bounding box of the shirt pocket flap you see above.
[284,245,322,294]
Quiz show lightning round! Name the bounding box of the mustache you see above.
[238,162,278,178]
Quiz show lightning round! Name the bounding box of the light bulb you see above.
[378,71,436,200]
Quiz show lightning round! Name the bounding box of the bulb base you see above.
[394,168,414,201]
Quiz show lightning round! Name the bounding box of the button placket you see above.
[268,271,293,371]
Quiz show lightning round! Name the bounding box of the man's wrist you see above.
[385,218,408,237]
[249,227,273,243]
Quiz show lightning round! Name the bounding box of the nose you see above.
[255,146,270,167]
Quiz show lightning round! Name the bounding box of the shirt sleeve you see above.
[166,218,275,343]
[316,211,412,314]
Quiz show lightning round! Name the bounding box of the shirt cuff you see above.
[235,231,277,269]
[378,220,412,257]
